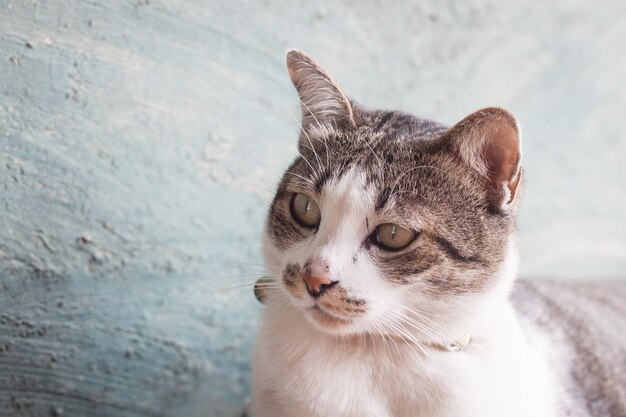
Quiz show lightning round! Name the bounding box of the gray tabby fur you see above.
[514,280,626,417]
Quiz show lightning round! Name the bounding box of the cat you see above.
[247,49,626,417]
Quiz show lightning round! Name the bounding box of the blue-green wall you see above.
[1,1,625,416]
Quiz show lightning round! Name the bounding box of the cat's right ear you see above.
[286,49,356,129]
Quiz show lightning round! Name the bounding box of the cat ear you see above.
[443,107,523,211]
[286,49,356,129]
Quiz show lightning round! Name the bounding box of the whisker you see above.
[363,139,385,189]
[284,171,315,186]
[297,150,317,176]
[379,317,456,386]
[297,98,333,171]
[386,306,448,345]
[196,273,270,287]
[392,301,452,336]
[281,103,324,173]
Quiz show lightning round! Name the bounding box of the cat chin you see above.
[301,305,364,335]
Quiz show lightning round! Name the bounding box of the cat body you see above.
[248,50,626,417]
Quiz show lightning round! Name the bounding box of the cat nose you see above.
[303,274,338,298]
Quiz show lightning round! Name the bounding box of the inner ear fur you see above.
[442,107,522,211]
[285,49,355,130]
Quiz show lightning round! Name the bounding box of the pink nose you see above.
[303,274,337,297]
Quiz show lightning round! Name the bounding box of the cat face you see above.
[262,50,523,340]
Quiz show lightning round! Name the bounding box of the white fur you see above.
[251,169,556,417]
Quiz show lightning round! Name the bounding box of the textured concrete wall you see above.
[1,1,625,416]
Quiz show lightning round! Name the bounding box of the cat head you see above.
[262,50,523,341]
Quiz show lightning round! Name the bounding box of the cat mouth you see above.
[306,305,352,328]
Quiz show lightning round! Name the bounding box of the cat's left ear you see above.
[286,49,356,129]
[443,107,523,211]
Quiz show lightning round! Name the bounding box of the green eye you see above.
[375,223,416,250]
[290,193,321,227]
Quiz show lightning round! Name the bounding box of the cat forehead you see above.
[318,168,374,208]
[305,110,448,142]
[301,112,450,183]
[294,138,445,203]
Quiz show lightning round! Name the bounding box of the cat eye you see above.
[290,193,321,227]
[375,223,417,251]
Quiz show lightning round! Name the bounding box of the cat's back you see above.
[512,279,626,417]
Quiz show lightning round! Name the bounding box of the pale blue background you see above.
[1,1,625,416]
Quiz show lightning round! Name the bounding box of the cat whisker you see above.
[394,303,452,338]
[203,260,267,268]
[376,317,450,389]
[387,316,462,385]
[284,171,315,186]
[297,98,333,171]
[297,150,318,176]
[379,321,403,358]
[197,275,281,297]
[393,315,449,351]
[363,139,386,188]
[296,96,321,127]
[280,105,325,180]
[322,134,331,170]
[381,318,423,356]
[379,305,449,349]
[206,284,284,305]
[386,299,451,338]
[281,103,324,173]
[400,326,455,384]
[373,322,396,357]
[380,317,456,386]
[387,309,449,346]
[199,273,270,285]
